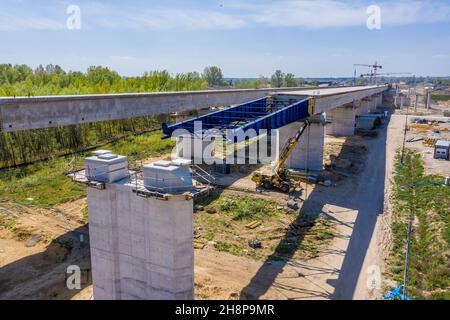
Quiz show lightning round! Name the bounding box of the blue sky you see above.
[1,0,449,77]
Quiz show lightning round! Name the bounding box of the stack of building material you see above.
[143,159,193,193]
[85,153,129,183]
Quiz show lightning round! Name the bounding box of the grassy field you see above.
[0,130,174,206]
[194,192,334,261]
[387,150,450,299]
[431,94,450,102]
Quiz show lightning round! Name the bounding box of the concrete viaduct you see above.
[1,85,390,300]
[0,85,388,133]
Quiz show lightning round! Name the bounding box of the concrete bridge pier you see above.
[277,115,325,171]
[359,98,372,114]
[86,154,194,300]
[175,134,215,164]
[375,94,383,108]
[325,104,357,137]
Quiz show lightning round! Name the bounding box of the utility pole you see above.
[413,75,418,113]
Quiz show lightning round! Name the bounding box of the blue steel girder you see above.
[162,97,311,138]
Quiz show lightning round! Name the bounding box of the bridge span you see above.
[0,85,388,132]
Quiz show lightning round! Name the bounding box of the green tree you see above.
[258,75,270,88]
[271,70,285,88]
[203,66,225,87]
[86,66,120,86]
[284,73,299,87]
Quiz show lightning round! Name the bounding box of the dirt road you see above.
[192,111,405,300]
[333,113,405,299]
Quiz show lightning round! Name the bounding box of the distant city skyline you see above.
[1,0,450,78]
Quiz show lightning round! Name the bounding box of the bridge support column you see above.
[368,96,375,110]
[277,116,325,171]
[175,135,214,164]
[359,99,372,114]
[325,105,356,136]
[375,94,383,108]
[87,155,194,300]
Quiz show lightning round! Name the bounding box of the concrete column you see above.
[367,96,377,113]
[88,162,194,300]
[277,119,325,171]
[175,135,214,163]
[371,95,382,109]
[325,106,356,137]
[356,100,374,116]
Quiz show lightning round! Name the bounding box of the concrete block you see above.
[93,150,112,156]
[143,160,193,193]
[85,153,128,183]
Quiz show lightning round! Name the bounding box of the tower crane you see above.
[354,61,383,84]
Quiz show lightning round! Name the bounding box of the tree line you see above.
[0,64,306,96]
[0,64,306,167]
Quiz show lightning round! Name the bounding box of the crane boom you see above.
[251,97,314,193]
[274,121,309,175]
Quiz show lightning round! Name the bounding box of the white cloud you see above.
[81,2,246,30]
[231,0,450,28]
[1,0,449,31]
[0,12,64,31]
[130,9,247,30]
[237,0,366,28]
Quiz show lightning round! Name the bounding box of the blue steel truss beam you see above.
[162,97,311,138]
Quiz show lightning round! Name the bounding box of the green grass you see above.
[0,158,86,206]
[82,206,89,223]
[196,194,282,222]
[271,217,332,261]
[431,94,450,102]
[214,241,244,256]
[387,149,450,299]
[194,193,286,260]
[194,192,335,261]
[104,130,174,165]
[0,214,17,230]
[0,130,174,206]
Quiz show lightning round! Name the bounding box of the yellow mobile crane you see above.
[252,120,310,193]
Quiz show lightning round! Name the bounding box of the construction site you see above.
[0,67,448,301]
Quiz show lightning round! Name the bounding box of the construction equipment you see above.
[354,61,383,84]
[422,138,437,147]
[252,120,310,193]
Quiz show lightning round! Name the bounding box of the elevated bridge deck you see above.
[0,85,388,133]
[162,85,389,138]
